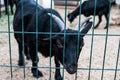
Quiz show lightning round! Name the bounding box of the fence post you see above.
[0,0,1,18]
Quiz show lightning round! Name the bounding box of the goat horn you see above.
[75,16,92,30]
[47,13,65,30]
[42,34,59,41]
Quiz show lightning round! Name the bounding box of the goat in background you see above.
[68,0,111,29]
[4,0,17,15]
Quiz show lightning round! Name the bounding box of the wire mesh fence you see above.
[0,0,120,80]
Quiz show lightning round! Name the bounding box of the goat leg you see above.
[17,41,25,66]
[24,45,31,60]
[94,15,102,29]
[16,39,30,66]
[5,6,8,15]
[29,44,43,78]
[104,14,109,29]
[54,56,63,80]
[10,4,14,15]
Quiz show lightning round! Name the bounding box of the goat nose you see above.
[71,63,77,68]
[68,63,77,74]
[69,63,77,71]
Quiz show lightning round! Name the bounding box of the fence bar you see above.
[0,0,1,18]
[1,64,120,71]
[0,31,120,36]
[101,1,112,80]
[88,0,97,79]
[7,0,13,80]
[75,0,83,80]
[114,40,120,80]
[49,0,53,79]
[7,0,13,79]
[21,0,26,79]
[35,0,39,80]
[62,0,68,79]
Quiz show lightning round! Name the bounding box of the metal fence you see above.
[0,0,120,80]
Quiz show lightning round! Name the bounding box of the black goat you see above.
[13,0,92,79]
[4,0,17,15]
[68,0,110,29]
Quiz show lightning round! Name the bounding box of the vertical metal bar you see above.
[114,40,120,80]
[101,35,108,80]
[7,0,13,79]
[88,0,97,80]
[49,0,53,79]
[35,0,38,80]
[62,0,68,79]
[0,0,1,18]
[21,0,25,79]
[101,2,112,80]
[75,0,82,80]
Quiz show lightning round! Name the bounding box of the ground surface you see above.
[0,6,120,80]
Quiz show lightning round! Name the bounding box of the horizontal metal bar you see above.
[0,31,120,36]
[0,64,120,71]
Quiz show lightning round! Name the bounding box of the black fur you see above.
[13,0,92,79]
[68,0,110,29]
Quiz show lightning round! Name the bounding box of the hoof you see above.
[94,26,98,29]
[32,69,43,78]
[56,77,63,80]
[18,61,24,66]
[55,75,63,80]
[26,54,31,60]
[104,27,108,29]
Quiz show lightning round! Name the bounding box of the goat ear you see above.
[80,22,92,37]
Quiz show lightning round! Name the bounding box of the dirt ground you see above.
[0,5,120,80]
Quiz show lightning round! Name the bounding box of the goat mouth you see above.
[64,64,77,74]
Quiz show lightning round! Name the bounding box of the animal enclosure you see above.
[0,0,120,80]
